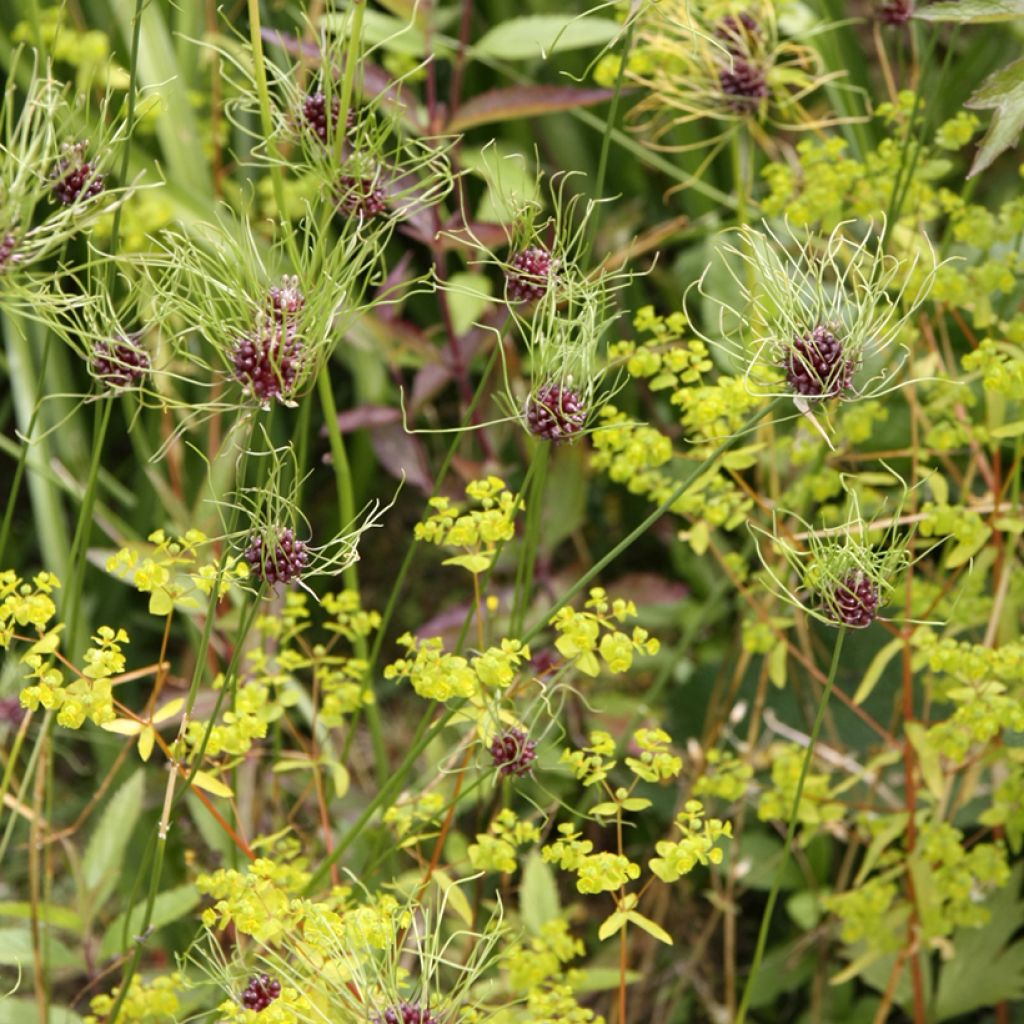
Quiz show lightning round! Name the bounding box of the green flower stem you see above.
[63,396,114,658]
[522,397,783,646]
[0,710,47,869]
[0,333,52,565]
[316,365,388,784]
[511,440,549,638]
[246,0,301,269]
[735,626,847,1024]
[304,700,456,894]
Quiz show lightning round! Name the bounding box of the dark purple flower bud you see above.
[50,143,104,205]
[877,0,913,24]
[337,175,387,219]
[784,324,856,400]
[506,246,554,303]
[530,648,559,676]
[380,1002,442,1024]
[241,973,281,1012]
[232,323,304,405]
[490,728,537,778]
[718,59,769,114]
[90,335,151,391]
[302,91,355,145]
[825,571,880,628]
[244,527,310,587]
[715,12,760,53]
[526,384,587,443]
[268,276,305,325]
[0,232,18,272]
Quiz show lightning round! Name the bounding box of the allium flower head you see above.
[336,174,387,219]
[490,728,538,777]
[525,383,587,443]
[241,973,281,1011]
[755,490,914,630]
[0,232,18,272]
[379,1002,442,1024]
[622,0,843,155]
[50,141,105,205]
[244,527,311,588]
[697,221,937,419]
[232,320,305,407]
[877,0,914,25]
[506,246,555,303]
[268,275,305,323]
[90,335,151,391]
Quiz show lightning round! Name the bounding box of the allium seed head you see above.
[715,12,760,53]
[268,276,305,324]
[302,91,355,144]
[0,233,17,272]
[244,527,310,587]
[506,246,554,303]
[825,571,880,628]
[783,324,856,400]
[50,143,104,205]
[719,59,770,114]
[877,0,913,24]
[337,175,387,219]
[241,974,281,1012]
[490,728,537,777]
[526,383,587,443]
[90,336,151,391]
[232,323,304,405]
[380,1002,442,1024]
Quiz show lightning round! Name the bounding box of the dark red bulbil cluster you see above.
[526,384,587,443]
[268,277,305,324]
[719,60,769,114]
[232,323,304,405]
[0,232,17,271]
[825,571,880,628]
[50,144,104,205]
[784,324,856,399]
[241,974,281,1012]
[244,527,310,587]
[90,336,151,390]
[506,246,554,303]
[715,11,759,53]
[380,1002,441,1024]
[490,728,537,777]
[337,175,387,219]
[301,90,355,145]
[877,0,913,25]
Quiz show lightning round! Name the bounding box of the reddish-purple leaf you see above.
[449,85,624,133]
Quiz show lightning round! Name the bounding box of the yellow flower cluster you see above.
[649,800,732,883]
[385,635,529,704]
[415,476,522,574]
[107,528,248,616]
[85,973,184,1024]
[550,588,658,678]
[468,808,541,874]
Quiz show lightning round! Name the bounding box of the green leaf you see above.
[0,902,83,932]
[598,910,627,941]
[945,523,992,567]
[99,883,199,959]
[445,272,493,335]
[626,910,673,945]
[933,865,1024,1020]
[192,770,234,798]
[520,850,560,935]
[442,553,493,574]
[904,722,946,802]
[449,85,620,132]
[83,770,145,902]
[0,927,82,971]
[853,637,903,705]
[991,419,1024,437]
[0,1000,85,1024]
[473,15,622,61]
[963,56,1024,177]
[432,870,474,928]
[916,0,1024,22]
